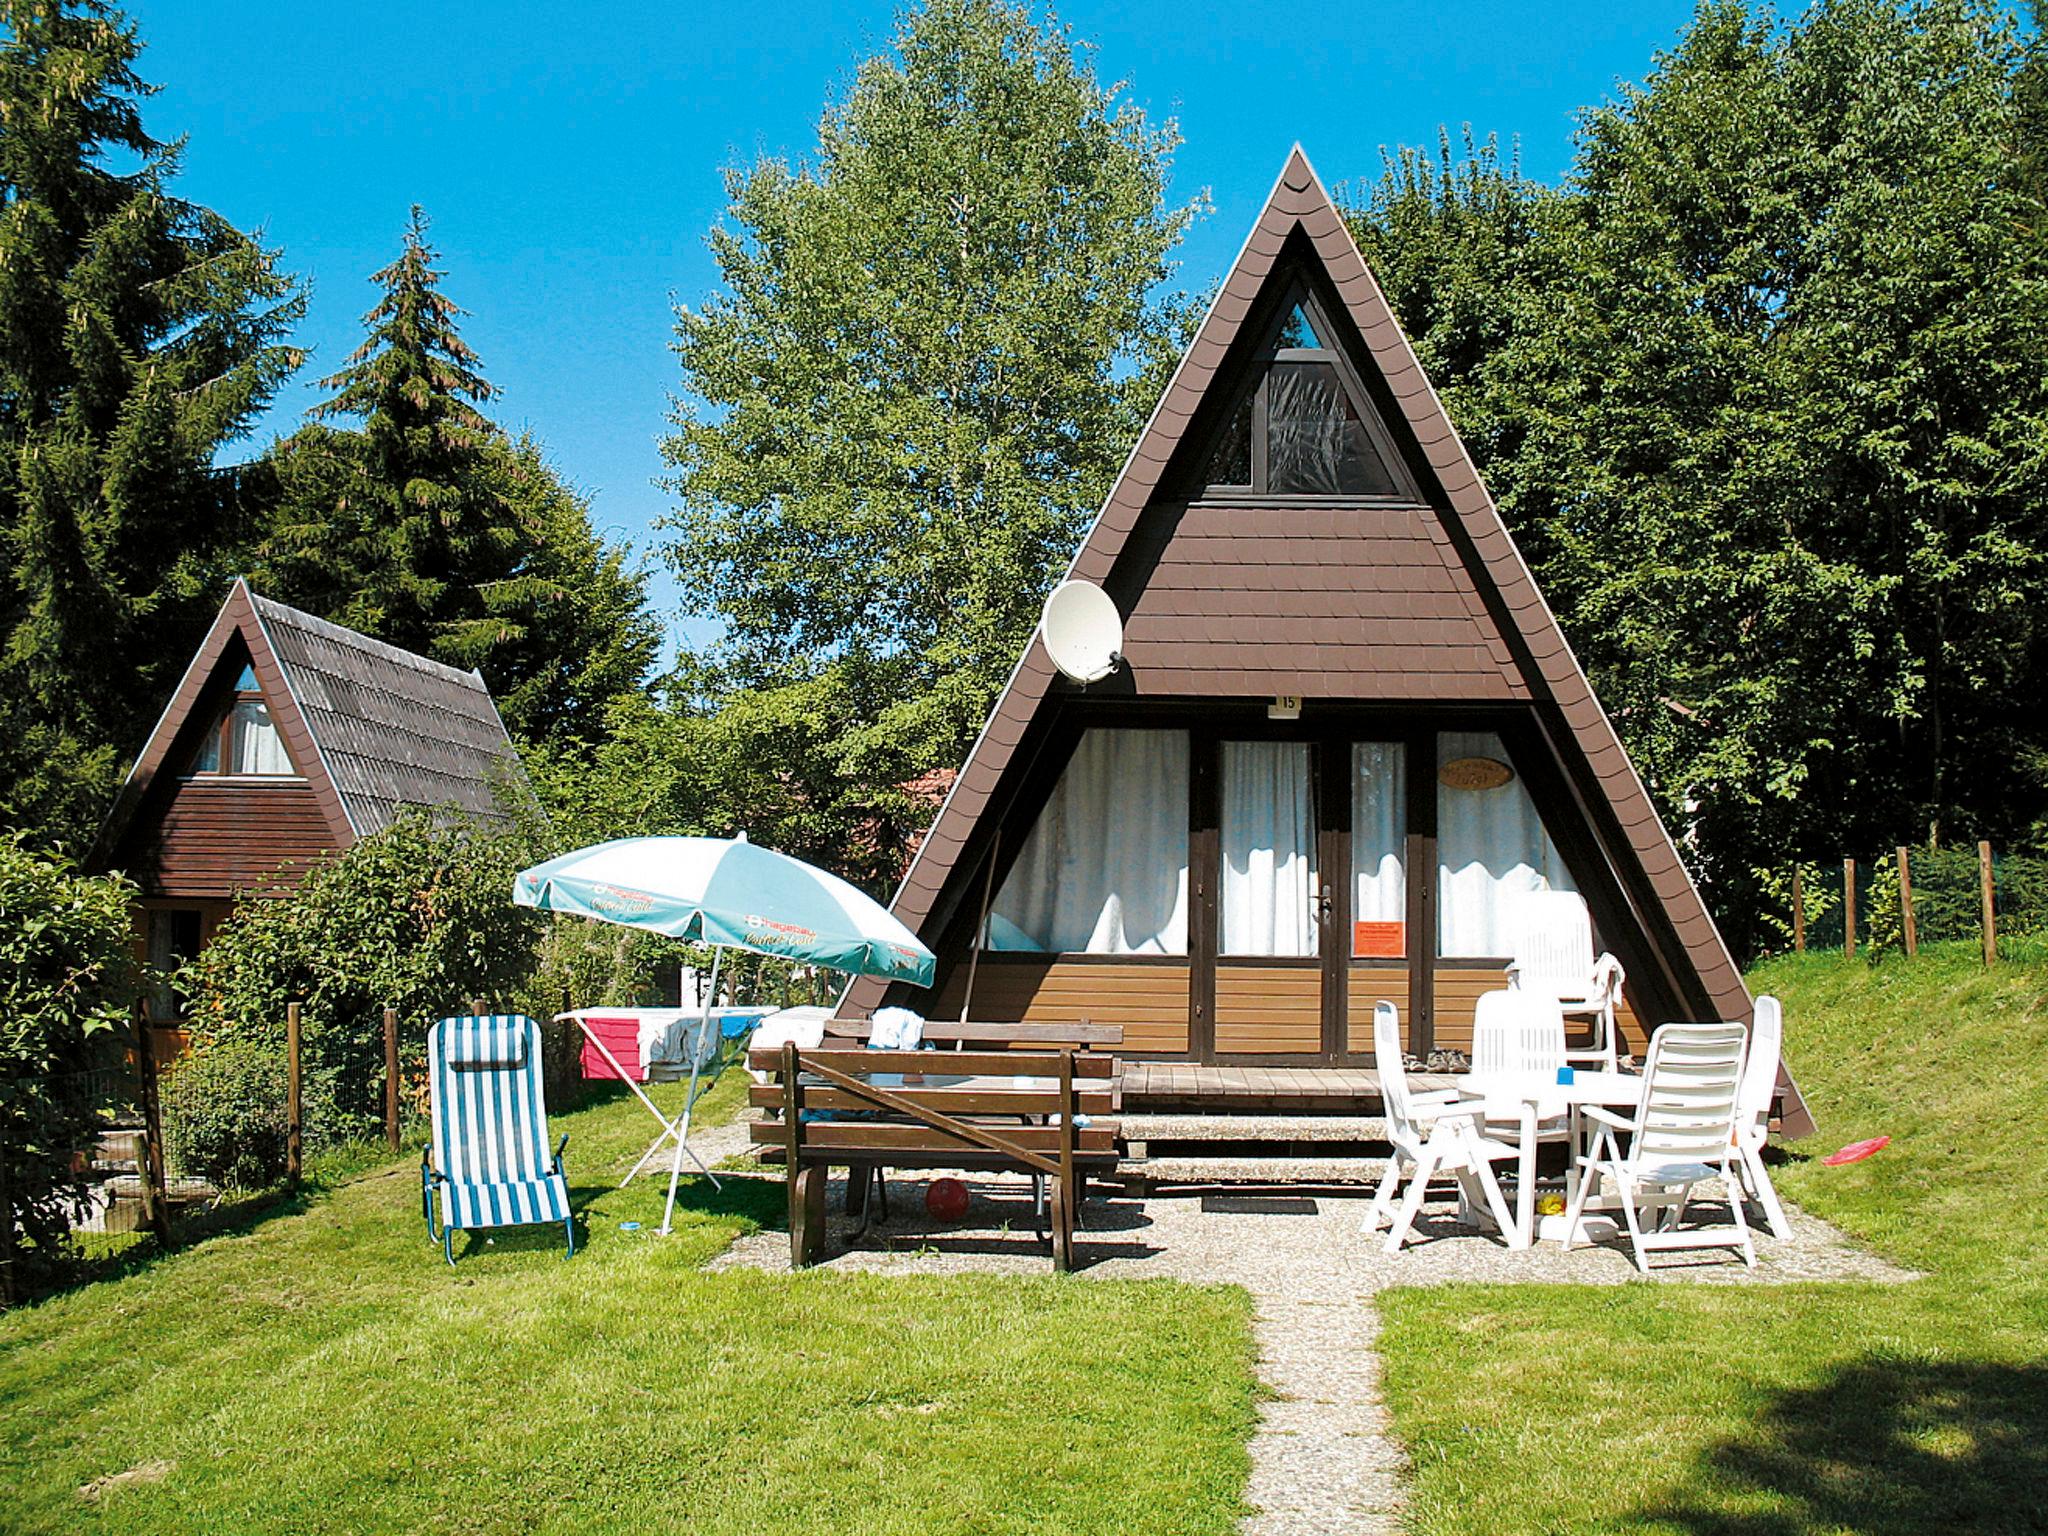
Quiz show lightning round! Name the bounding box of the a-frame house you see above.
[91,579,524,1039]
[852,149,1803,1126]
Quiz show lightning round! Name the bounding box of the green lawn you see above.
[1377,937,2048,1536]
[1,1076,1256,1536]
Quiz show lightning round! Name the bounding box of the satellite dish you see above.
[1041,580,1123,684]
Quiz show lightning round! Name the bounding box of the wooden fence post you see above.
[1897,846,1917,958]
[0,1124,15,1308]
[1791,865,1806,953]
[135,1015,172,1246]
[1843,858,1857,957]
[285,1002,302,1188]
[1980,840,1997,966]
[383,1007,400,1152]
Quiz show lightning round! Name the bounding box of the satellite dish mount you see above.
[1040,580,1124,685]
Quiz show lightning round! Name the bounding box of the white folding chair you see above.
[1364,1002,1519,1252]
[1733,995,1792,1239]
[1506,890,1625,1069]
[1563,1021,1756,1271]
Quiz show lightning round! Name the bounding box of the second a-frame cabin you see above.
[851,150,1774,1106]
[91,579,524,1044]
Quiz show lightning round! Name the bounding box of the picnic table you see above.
[748,1026,1122,1271]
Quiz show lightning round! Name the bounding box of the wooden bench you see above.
[747,1033,1122,1272]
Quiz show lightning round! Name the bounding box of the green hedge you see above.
[174,813,541,1183]
[0,837,134,1294]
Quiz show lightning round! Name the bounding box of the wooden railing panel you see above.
[929,958,1189,1056]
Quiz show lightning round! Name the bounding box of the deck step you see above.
[1120,1112,1387,1144]
[1117,1153,1380,1186]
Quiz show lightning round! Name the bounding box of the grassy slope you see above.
[0,1076,1255,1536]
[1377,937,2048,1536]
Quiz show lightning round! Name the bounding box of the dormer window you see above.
[1198,294,1410,500]
[185,665,295,777]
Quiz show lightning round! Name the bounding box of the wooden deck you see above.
[1119,1062,1458,1113]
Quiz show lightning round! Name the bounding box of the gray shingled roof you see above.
[248,593,524,836]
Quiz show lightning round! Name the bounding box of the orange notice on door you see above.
[1354,920,1405,959]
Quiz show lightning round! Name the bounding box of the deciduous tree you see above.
[1349,0,2048,948]
[660,0,1201,878]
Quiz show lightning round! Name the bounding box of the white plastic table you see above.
[1456,1070,1642,1249]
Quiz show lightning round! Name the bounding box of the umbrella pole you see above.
[958,828,1001,1026]
[660,945,725,1235]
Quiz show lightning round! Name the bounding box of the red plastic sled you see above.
[1821,1135,1890,1166]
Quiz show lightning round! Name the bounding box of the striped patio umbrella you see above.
[512,835,934,1236]
[512,834,933,986]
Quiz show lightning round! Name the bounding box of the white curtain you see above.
[1437,730,1574,956]
[1352,741,1405,949]
[230,699,293,775]
[1221,741,1315,957]
[989,730,1189,954]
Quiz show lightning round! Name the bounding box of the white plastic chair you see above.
[1733,995,1791,1239]
[1471,988,1572,1148]
[1364,1002,1519,1252]
[1563,1021,1756,1272]
[1472,988,1568,1076]
[1506,890,1625,1069]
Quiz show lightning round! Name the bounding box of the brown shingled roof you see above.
[91,579,526,870]
[248,592,521,836]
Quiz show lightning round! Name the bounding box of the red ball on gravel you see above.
[924,1176,970,1222]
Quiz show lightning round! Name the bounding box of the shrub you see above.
[160,1039,295,1189]
[0,837,135,1293]
[178,812,541,1157]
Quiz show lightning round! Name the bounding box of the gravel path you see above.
[710,1164,1914,1535]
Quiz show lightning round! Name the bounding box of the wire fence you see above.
[1759,841,2044,960]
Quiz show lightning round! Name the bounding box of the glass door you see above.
[1345,740,1409,1059]
[1213,740,1323,1056]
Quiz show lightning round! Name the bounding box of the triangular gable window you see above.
[1199,287,1407,499]
[182,658,296,777]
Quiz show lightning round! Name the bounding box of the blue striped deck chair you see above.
[421,1014,574,1264]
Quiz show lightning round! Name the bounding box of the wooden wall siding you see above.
[928,959,1190,1056]
[124,779,338,899]
[1431,967,1643,1056]
[1214,963,1321,1054]
[1344,968,1409,1054]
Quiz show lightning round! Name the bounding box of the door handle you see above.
[1318,884,1333,923]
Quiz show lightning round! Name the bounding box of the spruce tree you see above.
[0,0,303,847]
[266,206,507,657]
[260,211,655,743]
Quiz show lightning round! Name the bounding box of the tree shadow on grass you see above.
[1641,1357,2048,1535]
[27,1184,323,1302]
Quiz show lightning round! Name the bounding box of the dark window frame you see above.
[1190,278,1424,505]
[181,681,301,781]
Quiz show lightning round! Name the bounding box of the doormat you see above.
[1200,1194,1320,1215]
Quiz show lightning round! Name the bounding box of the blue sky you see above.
[138,0,1700,654]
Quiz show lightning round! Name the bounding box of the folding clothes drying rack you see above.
[556,1004,767,1192]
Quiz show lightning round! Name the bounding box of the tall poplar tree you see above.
[661,0,1200,820]
[0,0,303,847]
[260,209,656,745]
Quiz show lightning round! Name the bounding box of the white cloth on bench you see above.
[869,1007,926,1050]
[747,1006,830,1083]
